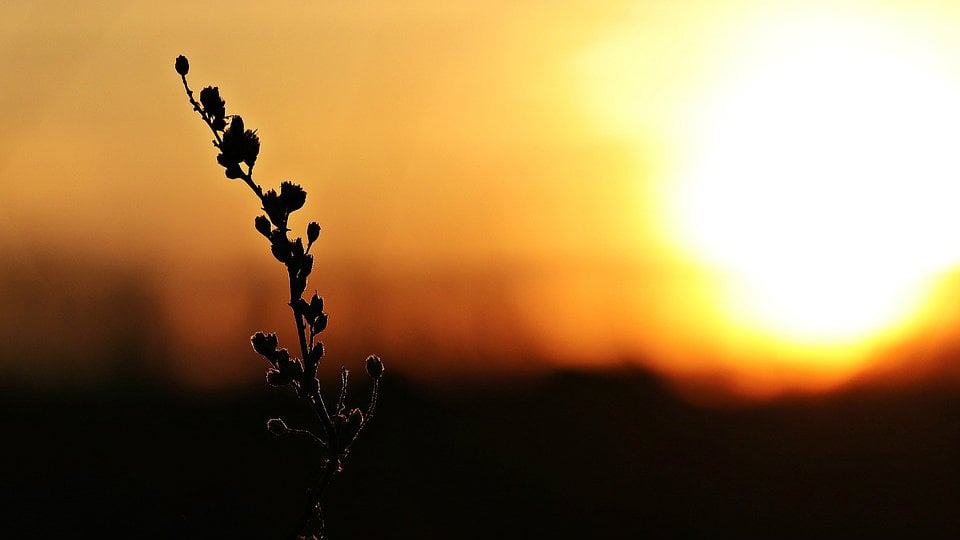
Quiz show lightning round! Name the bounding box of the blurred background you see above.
[5,0,960,537]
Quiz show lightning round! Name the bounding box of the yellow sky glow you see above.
[578,1,960,392]
[6,1,960,397]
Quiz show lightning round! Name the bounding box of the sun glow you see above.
[671,11,960,351]
[579,5,960,383]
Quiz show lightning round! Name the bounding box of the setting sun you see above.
[668,9,960,353]
[576,4,960,387]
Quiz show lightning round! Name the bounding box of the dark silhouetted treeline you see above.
[3,366,960,538]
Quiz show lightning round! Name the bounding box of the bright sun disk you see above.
[671,11,960,351]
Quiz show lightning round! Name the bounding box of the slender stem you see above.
[368,380,380,418]
[284,427,328,449]
[180,74,223,147]
[295,456,340,539]
[336,367,348,415]
[290,294,310,362]
[289,267,336,439]
[240,165,264,200]
[181,74,264,202]
[345,379,379,451]
[310,394,336,442]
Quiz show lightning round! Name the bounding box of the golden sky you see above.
[6,0,960,397]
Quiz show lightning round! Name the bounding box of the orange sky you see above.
[6,1,960,398]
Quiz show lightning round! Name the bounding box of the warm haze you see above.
[5,0,960,398]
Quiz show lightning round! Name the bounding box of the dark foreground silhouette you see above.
[3,366,959,539]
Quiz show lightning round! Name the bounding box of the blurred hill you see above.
[3,367,960,539]
[9,252,960,395]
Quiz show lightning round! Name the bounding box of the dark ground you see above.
[3,367,960,539]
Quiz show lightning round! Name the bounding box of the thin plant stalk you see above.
[175,54,384,540]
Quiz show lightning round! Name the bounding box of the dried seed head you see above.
[223,163,243,179]
[262,190,286,228]
[366,355,384,380]
[307,221,320,244]
[255,215,271,238]
[175,55,189,76]
[279,181,307,213]
[241,129,260,167]
[251,332,279,357]
[218,115,259,171]
[199,86,226,123]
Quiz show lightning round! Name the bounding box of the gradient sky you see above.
[6,0,960,397]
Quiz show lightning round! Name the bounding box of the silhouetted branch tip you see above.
[307,222,321,244]
[175,54,385,540]
[267,418,289,436]
[366,355,384,380]
[175,55,189,76]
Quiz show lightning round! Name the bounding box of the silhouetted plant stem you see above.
[175,54,384,539]
[297,452,340,539]
[289,274,335,436]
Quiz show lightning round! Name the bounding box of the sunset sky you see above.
[6,0,960,398]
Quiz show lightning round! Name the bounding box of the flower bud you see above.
[366,355,384,380]
[199,86,226,122]
[175,55,189,76]
[255,215,271,238]
[262,190,287,228]
[229,115,244,134]
[309,292,323,313]
[307,222,320,244]
[241,129,260,167]
[311,312,328,334]
[292,237,305,258]
[277,354,304,378]
[266,369,290,386]
[251,332,279,357]
[217,115,256,174]
[279,181,307,213]
[266,418,289,436]
[270,239,292,264]
[224,163,243,179]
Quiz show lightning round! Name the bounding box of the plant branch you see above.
[176,54,383,540]
[180,74,223,147]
